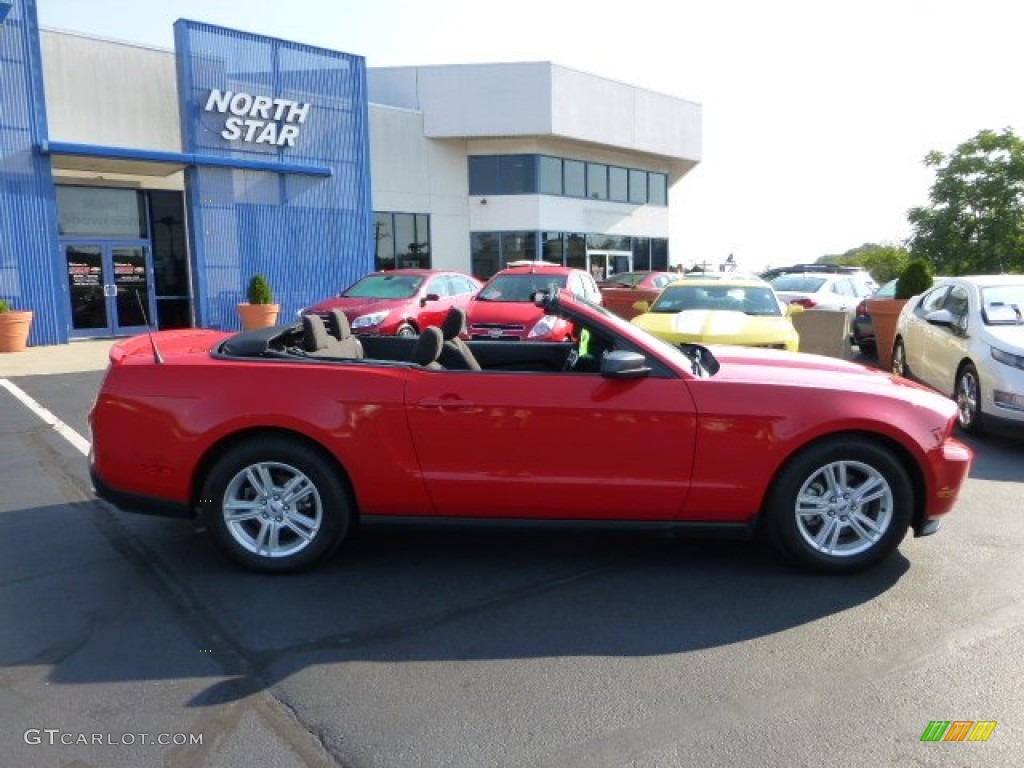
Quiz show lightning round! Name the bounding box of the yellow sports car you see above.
[631,278,801,351]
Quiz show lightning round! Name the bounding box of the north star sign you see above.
[204,89,311,147]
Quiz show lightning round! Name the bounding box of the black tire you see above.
[766,437,913,573]
[857,340,876,357]
[955,363,984,435]
[891,337,908,377]
[200,436,352,573]
[395,322,417,337]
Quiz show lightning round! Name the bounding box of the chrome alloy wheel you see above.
[793,460,894,558]
[222,461,324,558]
[956,367,980,430]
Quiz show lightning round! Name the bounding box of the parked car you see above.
[598,270,677,320]
[463,262,602,341]
[891,274,1024,434]
[90,291,971,575]
[770,272,876,317]
[852,278,897,356]
[301,269,481,336]
[761,264,877,287]
[631,278,801,352]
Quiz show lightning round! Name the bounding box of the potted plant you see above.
[0,299,34,353]
[236,274,280,330]
[867,258,934,370]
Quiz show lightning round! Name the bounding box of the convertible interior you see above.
[215,306,605,373]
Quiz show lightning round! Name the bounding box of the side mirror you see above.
[600,350,650,379]
[924,308,954,328]
[420,293,440,307]
[632,300,650,314]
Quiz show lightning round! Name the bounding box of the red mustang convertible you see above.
[89,291,972,574]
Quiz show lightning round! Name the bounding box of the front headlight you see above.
[352,310,388,329]
[991,346,1024,371]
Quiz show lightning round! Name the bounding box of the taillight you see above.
[792,298,817,309]
[855,300,867,315]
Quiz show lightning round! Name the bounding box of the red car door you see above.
[404,369,697,520]
[415,274,458,329]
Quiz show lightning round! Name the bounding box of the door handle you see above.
[416,396,476,411]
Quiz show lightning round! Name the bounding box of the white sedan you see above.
[892,275,1024,434]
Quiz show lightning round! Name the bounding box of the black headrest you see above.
[411,326,443,366]
[327,308,352,340]
[302,314,331,352]
[440,307,466,340]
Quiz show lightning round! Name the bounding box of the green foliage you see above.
[908,128,1024,275]
[822,243,911,283]
[0,299,9,313]
[895,259,934,299]
[246,274,273,305]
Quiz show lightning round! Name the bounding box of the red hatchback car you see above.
[303,269,481,336]
[463,263,602,341]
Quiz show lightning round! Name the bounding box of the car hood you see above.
[983,324,1024,352]
[635,310,794,344]
[304,296,408,316]
[710,346,949,405]
[465,300,542,325]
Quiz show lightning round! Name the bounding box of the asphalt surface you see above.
[1,362,1023,768]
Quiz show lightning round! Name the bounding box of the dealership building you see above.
[1,0,701,346]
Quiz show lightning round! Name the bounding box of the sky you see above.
[34,0,1024,272]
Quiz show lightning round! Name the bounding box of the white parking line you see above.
[0,378,91,456]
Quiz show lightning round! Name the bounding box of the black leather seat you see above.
[411,326,444,369]
[326,308,364,358]
[438,307,481,370]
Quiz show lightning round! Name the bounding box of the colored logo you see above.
[920,721,996,742]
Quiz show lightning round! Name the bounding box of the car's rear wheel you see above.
[200,436,352,572]
[955,362,984,434]
[857,339,876,357]
[395,322,417,337]
[891,337,908,377]
[766,437,912,573]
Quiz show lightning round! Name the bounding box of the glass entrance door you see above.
[586,250,632,281]
[65,242,155,338]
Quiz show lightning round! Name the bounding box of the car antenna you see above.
[134,289,164,364]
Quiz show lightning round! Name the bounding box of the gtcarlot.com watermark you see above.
[24,729,203,747]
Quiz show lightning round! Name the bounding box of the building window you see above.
[651,238,668,271]
[468,156,500,195]
[632,237,651,271]
[649,173,667,206]
[471,232,501,280]
[499,156,536,194]
[375,212,430,270]
[500,231,538,264]
[586,163,608,200]
[539,156,562,195]
[373,212,396,270]
[564,160,585,198]
[628,169,648,204]
[57,186,148,238]
[541,231,564,264]
[609,166,628,202]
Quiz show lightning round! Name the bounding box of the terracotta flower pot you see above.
[865,297,907,371]
[236,303,280,330]
[0,310,33,353]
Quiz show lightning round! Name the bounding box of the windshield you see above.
[981,284,1024,325]
[649,284,783,316]
[478,273,568,302]
[771,275,827,292]
[342,274,423,299]
[600,272,644,287]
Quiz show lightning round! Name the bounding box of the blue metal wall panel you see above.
[174,20,374,330]
[0,0,66,346]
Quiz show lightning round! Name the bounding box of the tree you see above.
[819,242,910,283]
[908,128,1024,275]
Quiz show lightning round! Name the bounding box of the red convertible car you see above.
[89,292,972,574]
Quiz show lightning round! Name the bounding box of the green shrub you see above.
[895,259,934,300]
[246,274,273,305]
[0,299,9,313]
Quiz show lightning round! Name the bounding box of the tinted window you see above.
[564,160,585,197]
[468,156,499,195]
[499,155,536,194]
[587,163,608,200]
[918,285,950,314]
[609,167,628,201]
[628,169,647,204]
[649,173,667,205]
[539,156,562,195]
[478,273,568,302]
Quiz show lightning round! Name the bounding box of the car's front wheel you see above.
[766,437,912,573]
[395,322,417,337]
[200,436,352,572]
[955,362,984,434]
